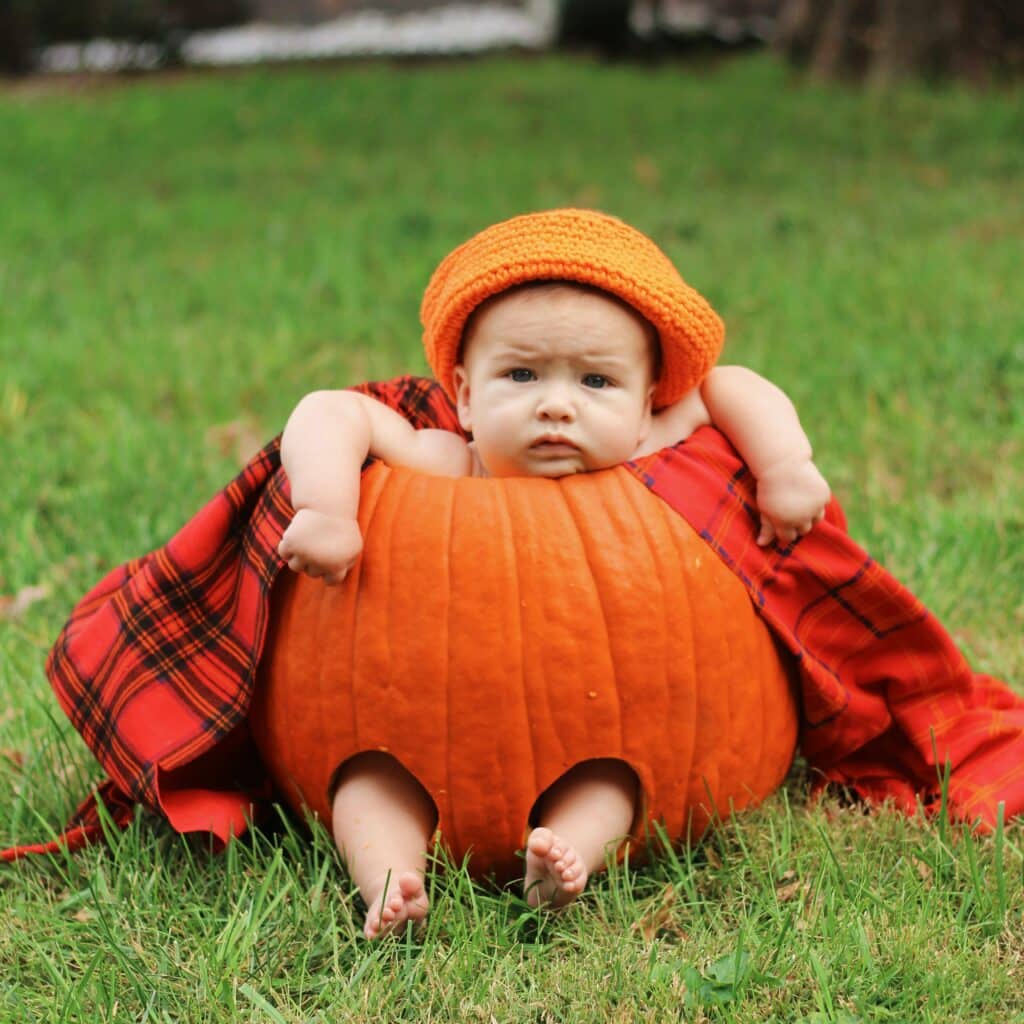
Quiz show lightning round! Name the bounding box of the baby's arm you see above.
[278,391,471,582]
[701,366,830,545]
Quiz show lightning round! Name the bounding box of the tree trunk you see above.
[775,0,1024,84]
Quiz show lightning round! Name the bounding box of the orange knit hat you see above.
[420,209,724,409]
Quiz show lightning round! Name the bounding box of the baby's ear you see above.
[453,366,473,432]
[638,383,655,442]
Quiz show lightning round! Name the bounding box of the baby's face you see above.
[453,286,656,478]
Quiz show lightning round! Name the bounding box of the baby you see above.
[277,210,830,939]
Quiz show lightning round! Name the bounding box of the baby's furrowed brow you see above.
[492,343,546,361]
[577,354,633,374]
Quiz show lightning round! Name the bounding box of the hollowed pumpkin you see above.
[250,461,799,880]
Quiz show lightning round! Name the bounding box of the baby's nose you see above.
[536,386,576,421]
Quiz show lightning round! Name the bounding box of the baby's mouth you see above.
[530,435,580,455]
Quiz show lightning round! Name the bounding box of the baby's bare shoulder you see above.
[406,429,473,478]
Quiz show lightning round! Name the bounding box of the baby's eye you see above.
[507,368,536,383]
[582,374,612,389]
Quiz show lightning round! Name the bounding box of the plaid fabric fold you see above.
[3,375,1021,862]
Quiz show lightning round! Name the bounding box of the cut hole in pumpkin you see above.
[527,757,647,866]
[329,750,440,849]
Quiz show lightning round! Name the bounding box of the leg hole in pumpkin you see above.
[526,758,643,898]
[328,751,440,846]
[328,751,439,939]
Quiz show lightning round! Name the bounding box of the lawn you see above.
[1,53,1022,1022]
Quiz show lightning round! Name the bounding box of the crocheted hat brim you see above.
[420,209,724,409]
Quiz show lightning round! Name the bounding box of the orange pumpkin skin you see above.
[251,462,798,880]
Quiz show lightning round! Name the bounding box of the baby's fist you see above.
[755,458,831,547]
[278,508,363,584]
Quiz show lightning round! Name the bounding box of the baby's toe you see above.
[398,873,424,900]
[528,827,555,857]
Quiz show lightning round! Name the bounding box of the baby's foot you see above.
[363,871,429,940]
[524,827,588,908]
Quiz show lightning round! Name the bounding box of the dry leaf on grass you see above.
[572,185,603,209]
[633,156,662,188]
[205,417,266,467]
[911,856,934,885]
[775,869,809,903]
[633,883,684,941]
[0,750,25,771]
[0,584,51,622]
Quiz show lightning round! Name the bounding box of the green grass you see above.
[1,53,1022,1021]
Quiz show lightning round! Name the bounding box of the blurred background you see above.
[3,0,1023,82]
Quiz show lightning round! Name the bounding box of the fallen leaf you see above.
[0,584,50,621]
[573,185,603,209]
[0,384,29,430]
[633,883,679,940]
[913,164,948,189]
[633,155,662,188]
[205,417,266,467]
[775,869,807,903]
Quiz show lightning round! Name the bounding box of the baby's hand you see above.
[754,458,831,547]
[278,508,363,584]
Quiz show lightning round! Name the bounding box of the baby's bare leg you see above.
[331,752,436,939]
[525,758,637,908]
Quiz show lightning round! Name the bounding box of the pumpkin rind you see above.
[250,462,798,879]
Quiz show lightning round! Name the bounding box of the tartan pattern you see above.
[47,437,290,809]
[3,376,1022,861]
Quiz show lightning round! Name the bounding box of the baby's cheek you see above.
[595,423,643,467]
[470,435,520,479]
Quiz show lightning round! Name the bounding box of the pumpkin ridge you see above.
[382,467,416,764]
[345,462,399,801]
[438,472,454,834]
[587,472,654,826]
[599,473,648,788]
[619,470,679,814]
[502,478,542,813]
[662,490,706,827]
[552,482,593,769]
[747,628,771,794]
[494,477,531,834]
[310,561,327,806]
[700,526,734,810]
[510,475,614,806]
[651,473,705,831]
[561,476,624,760]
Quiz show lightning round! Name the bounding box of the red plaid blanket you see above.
[4,376,1023,862]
